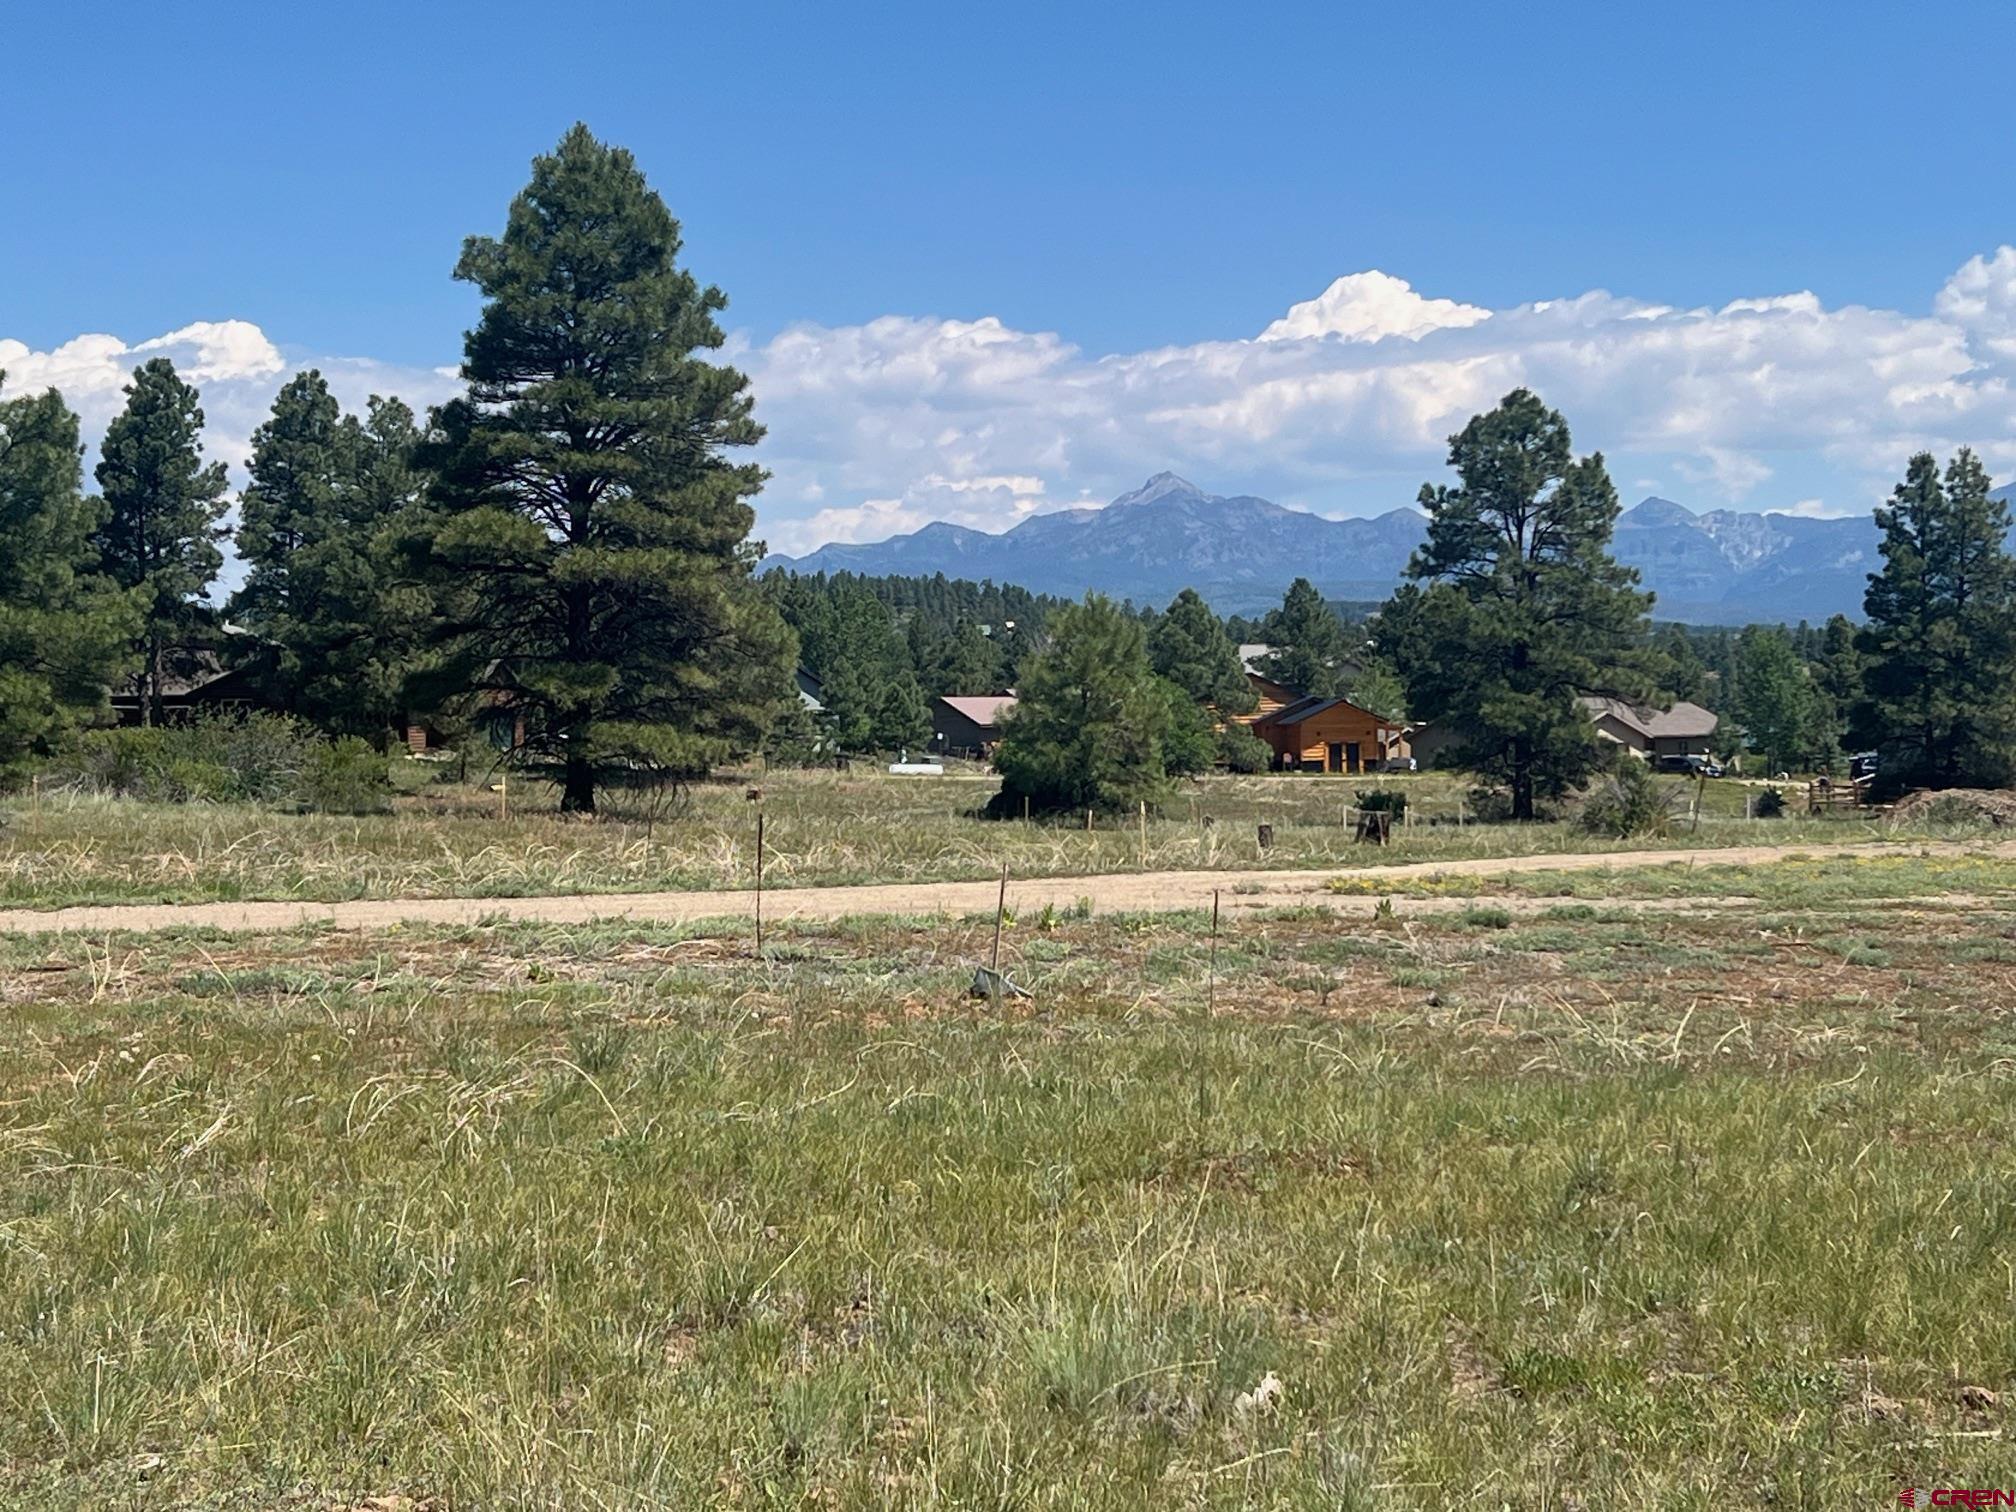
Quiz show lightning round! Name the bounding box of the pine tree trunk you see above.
[1512,738,1534,821]
[560,756,596,815]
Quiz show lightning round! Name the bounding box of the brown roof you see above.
[935,694,1018,728]
[1580,697,1719,740]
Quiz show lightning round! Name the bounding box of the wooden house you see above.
[1230,644,1298,727]
[931,694,1017,758]
[1251,694,1409,773]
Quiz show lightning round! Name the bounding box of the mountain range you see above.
[761,473,1975,624]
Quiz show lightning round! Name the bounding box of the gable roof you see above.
[1580,697,1719,739]
[1251,693,1396,730]
[935,694,1018,728]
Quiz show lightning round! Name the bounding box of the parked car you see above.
[1657,753,1724,777]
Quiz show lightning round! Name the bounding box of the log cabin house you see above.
[1250,694,1409,773]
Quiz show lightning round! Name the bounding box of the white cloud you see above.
[1778,497,1854,519]
[21,247,2016,561]
[1257,271,1491,343]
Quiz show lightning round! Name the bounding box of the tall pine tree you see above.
[411,125,794,811]
[1150,588,1254,714]
[0,378,135,778]
[90,359,228,725]
[233,373,424,738]
[1255,578,1348,697]
[992,595,1170,815]
[1390,389,1655,819]
[1855,449,2016,788]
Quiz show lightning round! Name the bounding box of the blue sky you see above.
[10,1,2016,551]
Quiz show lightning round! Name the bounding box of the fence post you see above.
[754,811,765,954]
[1207,887,1220,1017]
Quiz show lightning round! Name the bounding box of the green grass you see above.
[0,891,2013,1504]
[0,765,1925,910]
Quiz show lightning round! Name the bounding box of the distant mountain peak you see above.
[761,477,1880,623]
[1621,496,1699,527]
[1109,472,1207,509]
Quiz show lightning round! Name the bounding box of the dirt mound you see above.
[1892,788,2016,826]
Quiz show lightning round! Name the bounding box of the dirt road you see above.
[0,837,1989,937]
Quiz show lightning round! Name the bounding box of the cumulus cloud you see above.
[741,252,2016,551]
[17,247,2016,559]
[1258,271,1491,343]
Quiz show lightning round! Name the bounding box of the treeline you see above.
[3,125,813,812]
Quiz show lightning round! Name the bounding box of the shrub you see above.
[1355,788,1407,820]
[1465,786,1516,823]
[49,713,380,810]
[298,737,393,814]
[1218,725,1270,774]
[1754,785,1787,819]
[1578,758,1679,837]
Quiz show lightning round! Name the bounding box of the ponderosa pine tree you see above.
[0,378,135,778]
[233,374,425,738]
[991,594,1169,815]
[874,672,933,754]
[1256,578,1348,697]
[91,358,228,726]
[1390,389,1655,819]
[1854,449,2016,788]
[410,125,794,811]
[1151,588,1254,714]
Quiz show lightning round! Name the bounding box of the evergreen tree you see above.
[928,621,1004,695]
[1342,656,1408,721]
[91,358,228,725]
[1389,389,1655,819]
[1656,624,1711,704]
[991,594,1169,815]
[1150,588,1255,713]
[1732,624,1816,775]
[817,659,877,753]
[1256,578,1348,696]
[409,125,794,811]
[233,374,423,738]
[1158,679,1218,778]
[874,672,932,754]
[1855,449,2016,787]
[0,379,134,778]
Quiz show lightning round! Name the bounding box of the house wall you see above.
[1592,713,1649,752]
[1231,674,1298,726]
[1651,732,1711,757]
[1262,705,1409,772]
[930,703,998,758]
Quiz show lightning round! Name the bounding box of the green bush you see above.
[1578,758,1679,837]
[1355,788,1408,819]
[1218,724,1271,774]
[50,713,383,810]
[298,737,392,814]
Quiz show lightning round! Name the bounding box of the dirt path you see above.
[0,836,1997,937]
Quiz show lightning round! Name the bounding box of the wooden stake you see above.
[754,811,765,954]
[1085,808,1093,832]
[1138,800,1147,867]
[1207,888,1220,1017]
[499,768,508,821]
[1022,793,1030,822]
[991,863,1008,972]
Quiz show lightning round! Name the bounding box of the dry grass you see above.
[0,765,1912,909]
[0,855,2014,1503]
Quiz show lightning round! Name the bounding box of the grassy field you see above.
[2,856,2015,1505]
[0,766,1914,909]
